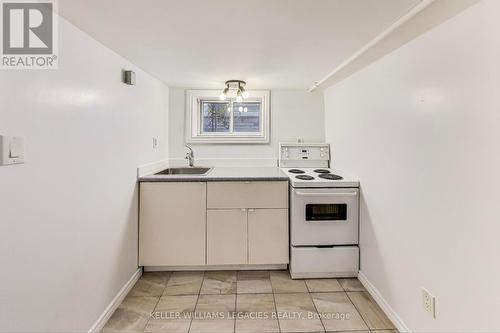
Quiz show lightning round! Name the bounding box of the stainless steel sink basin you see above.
[155,167,212,175]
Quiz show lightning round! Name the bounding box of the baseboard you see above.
[144,264,287,272]
[358,271,411,333]
[88,268,142,333]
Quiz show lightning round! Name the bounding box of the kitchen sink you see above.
[155,167,212,175]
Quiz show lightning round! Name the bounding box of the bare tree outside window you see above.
[201,101,230,132]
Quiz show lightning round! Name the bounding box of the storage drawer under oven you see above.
[290,246,359,278]
[290,187,359,246]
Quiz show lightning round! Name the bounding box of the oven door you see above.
[291,187,359,246]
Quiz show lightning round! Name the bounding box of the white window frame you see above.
[186,89,270,143]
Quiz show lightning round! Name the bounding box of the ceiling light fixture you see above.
[236,90,243,103]
[240,86,249,99]
[219,87,229,100]
[220,80,249,102]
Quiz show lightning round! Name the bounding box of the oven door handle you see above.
[294,191,358,197]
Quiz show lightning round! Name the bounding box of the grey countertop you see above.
[139,166,289,182]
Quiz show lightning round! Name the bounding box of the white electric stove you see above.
[279,143,360,279]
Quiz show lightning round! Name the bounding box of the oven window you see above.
[305,204,347,221]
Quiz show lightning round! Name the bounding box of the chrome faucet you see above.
[185,144,194,167]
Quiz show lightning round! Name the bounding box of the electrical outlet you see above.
[152,137,158,149]
[421,288,436,318]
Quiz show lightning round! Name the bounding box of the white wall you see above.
[168,88,324,165]
[324,0,500,331]
[0,16,168,332]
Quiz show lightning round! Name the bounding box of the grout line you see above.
[142,294,162,333]
[187,293,199,333]
[346,291,371,330]
[271,291,282,333]
[234,289,238,333]
[308,290,327,333]
[187,273,203,333]
[339,278,348,292]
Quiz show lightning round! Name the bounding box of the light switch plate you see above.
[0,135,25,165]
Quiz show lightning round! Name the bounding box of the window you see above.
[201,101,230,133]
[187,90,270,143]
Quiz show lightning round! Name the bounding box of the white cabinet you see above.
[207,209,247,265]
[206,181,289,266]
[139,182,206,266]
[248,209,289,264]
[139,180,289,267]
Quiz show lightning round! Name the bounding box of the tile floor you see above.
[102,270,397,333]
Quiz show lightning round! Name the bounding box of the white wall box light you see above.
[123,70,136,85]
[0,135,25,165]
[186,89,270,144]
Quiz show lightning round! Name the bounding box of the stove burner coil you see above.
[313,169,331,174]
[288,169,305,174]
[318,174,343,180]
[295,175,315,180]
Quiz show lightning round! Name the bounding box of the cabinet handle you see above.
[248,209,255,212]
[241,208,247,212]
[244,181,251,184]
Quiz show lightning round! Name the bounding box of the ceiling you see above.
[59,0,421,89]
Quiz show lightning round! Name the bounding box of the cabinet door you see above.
[248,209,289,264]
[139,182,206,266]
[207,209,247,265]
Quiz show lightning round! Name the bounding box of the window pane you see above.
[201,101,230,133]
[233,102,261,132]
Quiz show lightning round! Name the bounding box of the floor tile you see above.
[347,292,395,330]
[163,271,204,296]
[237,271,272,294]
[305,279,343,293]
[145,295,197,332]
[235,294,279,333]
[155,295,198,314]
[236,293,275,312]
[237,279,273,294]
[144,318,191,333]
[102,296,159,333]
[311,292,368,332]
[338,278,366,292]
[274,293,325,333]
[200,271,237,295]
[129,272,171,297]
[189,318,235,333]
[235,319,279,333]
[270,271,308,293]
[195,294,236,314]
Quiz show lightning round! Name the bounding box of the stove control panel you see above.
[279,143,330,167]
